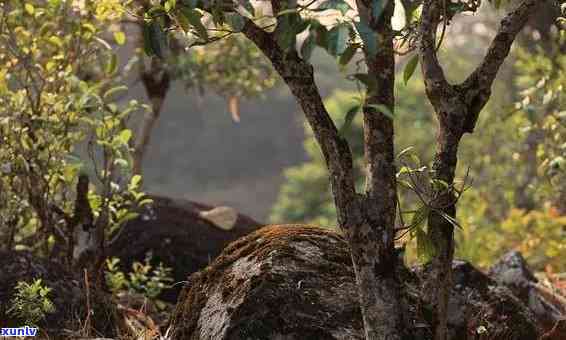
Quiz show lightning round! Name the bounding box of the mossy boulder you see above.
[169,225,541,340]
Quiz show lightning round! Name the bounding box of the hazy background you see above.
[134,50,352,221]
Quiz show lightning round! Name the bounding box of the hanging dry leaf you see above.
[228,95,240,122]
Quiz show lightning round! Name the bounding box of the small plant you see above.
[7,279,56,326]
[105,253,173,301]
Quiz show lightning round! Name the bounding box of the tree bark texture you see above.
[170,225,542,340]
[242,7,402,337]
[418,1,547,339]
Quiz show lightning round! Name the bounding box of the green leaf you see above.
[300,34,316,61]
[354,20,377,57]
[177,11,191,32]
[403,55,419,85]
[147,5,167,18]
[326,24,349,56]
[410,205,429,229]
[130,174,142,189]
[371,0,387,20]
[366,103,394,120]
[550,156,565,169]
[316,0,351,15]
[226,13,245,32]
[103,85,128,99]
[338,104,361,136]
[164,0,177,12]
[48,36,64,48]
[143,20,167,58]
[310,21,329,48]
[339,44,357,66]
[275,26,297,51]
[114,129,133,145]
[211,1,225,26]
[351,73,377,94]
[240,0,255,16]
[275,13,309,51]
[416,227,436,263]
[114,31,126,45]
[24,3,35,15]
[106,54,118,75]
[180,8,208,41]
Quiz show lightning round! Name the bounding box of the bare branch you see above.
[460,0,547,131]
[241,19,360,226]
[418,0,450,99]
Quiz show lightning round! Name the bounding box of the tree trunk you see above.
[243,15,403,339]
[133,59,170,175]
[357,0,403,337]
[426,129,461,340]
[418,1,546,339]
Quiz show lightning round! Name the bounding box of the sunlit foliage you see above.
[0,0,146,259]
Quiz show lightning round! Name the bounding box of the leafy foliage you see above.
[271,34,566,269]
[455,32,566,271]
[7,279,55,326]
[0,0,147,260]
[270,79,434,229]
[105,254,174,301]
[171,35,277,99]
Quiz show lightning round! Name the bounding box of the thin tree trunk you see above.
[426,131,461,340]
[418,1,546,339]
[132,57,170,175]
[358,0,403,337]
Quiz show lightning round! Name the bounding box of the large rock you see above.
[108,195,262,302]
[0,251,117,337]
[170,225,540,340]
[489,251,566,331]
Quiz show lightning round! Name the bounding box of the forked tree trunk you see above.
[418,1,547,339]
[242,4,403,336]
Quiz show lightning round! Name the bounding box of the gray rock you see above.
[170,225,540,340]
[489,251,565,331]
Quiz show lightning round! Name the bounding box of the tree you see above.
[113,0,278,175]
[141,0,551,338]
[418,1,551,338]
[270,80,434,227]
[0,0,147,280]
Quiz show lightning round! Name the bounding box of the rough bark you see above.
[242,13,402,338]
[418,1,547,339]
[72,173,96,268]
[107,195,261,302]
[170,225,542,340]
[358,0,403,337]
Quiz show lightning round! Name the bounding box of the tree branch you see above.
[241,19,360,226]
[419,0,450,101]
[460,0,547,132]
